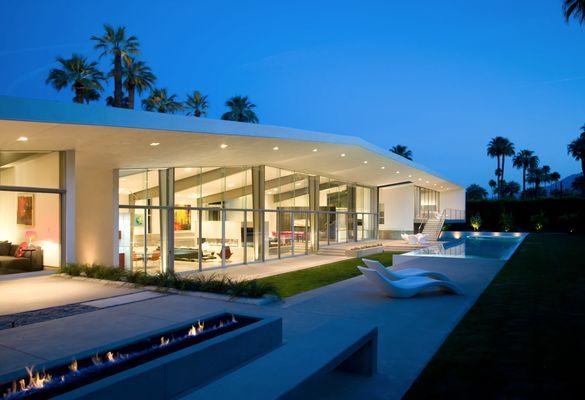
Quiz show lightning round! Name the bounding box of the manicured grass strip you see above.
[257,252,400,298]
[404,233,585,398]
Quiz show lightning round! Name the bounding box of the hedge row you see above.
[448,198,585,233]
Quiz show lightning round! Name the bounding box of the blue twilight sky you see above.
[0,0,584,187]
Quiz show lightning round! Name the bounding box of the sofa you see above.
[0,241,44,273]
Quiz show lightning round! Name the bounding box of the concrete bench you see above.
[181,319,378,400]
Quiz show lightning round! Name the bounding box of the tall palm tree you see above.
[124,59,155,110]
[487,136,515,196]
[563,0,585,24]
[500,138,515,189]
[567,129,585,176]
[92,24,140,108]
[513,149,539,198]
[185,91,209,117]
[390,145,413,161]
[46,54,104,104]
[221,96,259,123]
[142,88,183,113]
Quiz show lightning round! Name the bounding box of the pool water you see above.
[405,232,527,261]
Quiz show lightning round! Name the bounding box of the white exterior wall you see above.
[75,166,118,266]
[440,188,466,220]
[378,184,415,234]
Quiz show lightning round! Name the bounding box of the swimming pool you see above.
[403,231,527,261]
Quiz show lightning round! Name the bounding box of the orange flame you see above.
[69,359,78,373]
[160,337,170,346]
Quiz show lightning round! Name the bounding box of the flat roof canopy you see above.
[0,96,461,191]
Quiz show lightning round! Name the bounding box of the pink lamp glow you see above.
[24,230,36,246]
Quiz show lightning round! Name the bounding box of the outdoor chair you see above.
[362,258,451,281]
[357,266,463,298]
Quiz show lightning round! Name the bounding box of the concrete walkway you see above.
[0,275,139,315]
[0,255,505,399]
[184,253,351,280]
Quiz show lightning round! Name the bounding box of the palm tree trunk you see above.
[195,109,201,118]
[127,85,135,110]
[497,155,501,199]
[522,167,526,199]
[501,156,506,186]
[114,53,123,108]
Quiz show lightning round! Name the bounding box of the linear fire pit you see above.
[0,311,282,400]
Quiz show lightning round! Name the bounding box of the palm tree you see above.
[124,59,155,110]
[567,129,585,176]
[82,88,101,104]
[142,88,183,113]
[185,91,209,117]
[221,96,259,123]
[488,179,497,199]
[513,149,539,198]
[390,145,413,161]
[46,54,104,104]
[527,167,544,197]
[92,24,140,108]
[563,0,585,24]
[487,136,515,197]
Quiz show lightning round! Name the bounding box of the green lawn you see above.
[404,233,585,398]
[257,251,400,298]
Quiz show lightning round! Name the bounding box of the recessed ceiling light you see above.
[17,136,28,142]
[220,144,228,149]
[312,148,318,152]
[340,153,346,157]
[408,174,412,178]
[395,171,400,174]
[273,146,279,151]
[363,161,368,164]
[150,142,160,147]
[381,166,386,170]
[418,178,422,181]
[426,180,429,184]
[433,183,437,186]
[274,188,279,192]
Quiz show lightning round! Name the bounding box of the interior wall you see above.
[378,184,415,236]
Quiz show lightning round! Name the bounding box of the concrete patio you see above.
[0,255,505,399]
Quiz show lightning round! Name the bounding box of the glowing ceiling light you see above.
[395,171,400,174]
[363,161,368,164]
[381,166,386,170]
[273,146,279,151]
[312,148,318,152]
[340,153,346,157]
[17,136,28,142]
[150,142,160,147]
[220,143,228,149]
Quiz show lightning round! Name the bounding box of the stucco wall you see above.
[75,166,117,265]
[378,184,415,237]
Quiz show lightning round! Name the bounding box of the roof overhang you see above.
[0,96,462,191]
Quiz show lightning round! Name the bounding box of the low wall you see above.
[40,311,282,400]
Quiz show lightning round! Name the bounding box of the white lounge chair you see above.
[407,234,418,245]
[416,233,428,244]
[357,266,463,298]
[362,258,452,281]
[400,233,410,243]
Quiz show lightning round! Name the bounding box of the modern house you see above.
[0,96,464,274]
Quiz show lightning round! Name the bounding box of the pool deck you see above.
[0,255,506,399]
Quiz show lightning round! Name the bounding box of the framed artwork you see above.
[174,205,191,231]
[133,214,144,227]
[17,194,34,226]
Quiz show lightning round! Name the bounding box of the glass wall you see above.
[118,166,377,273]
[0,151,62,271]
[414,186,440,221]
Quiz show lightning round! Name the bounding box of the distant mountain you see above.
[545,172,583,195]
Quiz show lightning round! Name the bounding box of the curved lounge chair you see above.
[362,258,452,281]
[358,266,463,298]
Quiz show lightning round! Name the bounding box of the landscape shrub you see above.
[530,211,548,232]
[59,264,280,299]
[461,198,585,233]
[499,211,515,232]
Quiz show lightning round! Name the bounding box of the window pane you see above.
[0,151,60,189]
